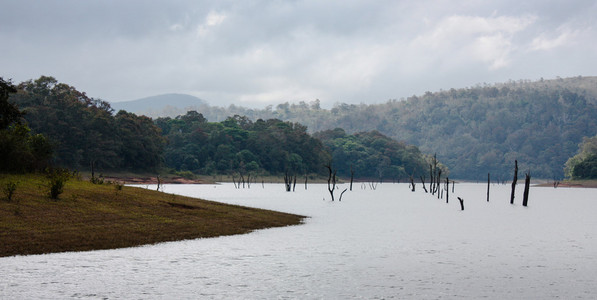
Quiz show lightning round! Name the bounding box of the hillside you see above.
[181,76,597,180]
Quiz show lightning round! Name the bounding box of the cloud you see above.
[410,14,537,70]
[0,0,596,108]
[530,27,577,51]
[197,11,227,37]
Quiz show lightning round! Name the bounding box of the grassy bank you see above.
[0,174,304,257]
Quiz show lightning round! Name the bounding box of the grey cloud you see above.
[1,0,595,107]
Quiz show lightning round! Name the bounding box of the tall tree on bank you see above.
[9,76,164,172]
[0,77,53,172]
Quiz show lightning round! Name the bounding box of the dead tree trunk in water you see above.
[437,169,442,199]
[325,164,337,201]
[409,175,416,192]
[445,177,449,203]
[284,172,292,192]
[457,197,464,210]
[339,188,348,201]
[350,165,354,191]
[429,164,434,195]
[304,174,308,190]
[487,173,490,202]
[522,172,531,207]
[510,160,518,204]
[420,176,428,193]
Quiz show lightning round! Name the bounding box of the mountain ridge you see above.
[109,93,207,115]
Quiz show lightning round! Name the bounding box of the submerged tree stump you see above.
[420,176,428,193]
[445,177,449,203]
[510,160,518,204]
[487,173,490,202]
[457,197,464,211]
[409,175,416,192]
[522,172,531,207]
[350,165,355,191]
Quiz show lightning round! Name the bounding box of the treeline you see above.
[8,76,164,172]
[5,76,432,179]
[182,77,597,180]
[155,112,330,176]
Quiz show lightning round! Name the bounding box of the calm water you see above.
[1,182,596,299]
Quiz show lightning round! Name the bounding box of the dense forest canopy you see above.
[173,76,597,180]
[6,75,597,181]
[9,76,164,172]
[314,128,431,180]
[155,112,330,176]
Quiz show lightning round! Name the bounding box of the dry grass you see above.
[0,174,304,257]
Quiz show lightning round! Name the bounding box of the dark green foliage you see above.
[314,128,429,180]
[2,181,18,202]
[196,77,597,180]
[156,112,330,176]
[571,154,597,179]
[46,168,70,200]
[0,77,53,172]
[0,78,22,129]
[9,76,165,172]
[565,135,597,179]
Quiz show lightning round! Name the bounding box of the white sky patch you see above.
[411,14,536,70]
[530,28,576,51]
[197,11,227,37]
[473,33,512,70]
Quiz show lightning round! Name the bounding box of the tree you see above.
[0,77,53,172]
[0,78,22,129]
[10,76,164,172]
[565,135,597,179]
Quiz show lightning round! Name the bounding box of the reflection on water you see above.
[1,183,597,299]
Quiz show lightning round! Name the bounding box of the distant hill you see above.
[110,76,597,180]
[110,94,207,117]
[172,76,597,180]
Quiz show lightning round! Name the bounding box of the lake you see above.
[1,182,596,299]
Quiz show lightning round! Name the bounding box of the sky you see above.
[1,0,596,108]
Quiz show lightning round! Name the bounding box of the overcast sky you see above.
[1,0,596,108]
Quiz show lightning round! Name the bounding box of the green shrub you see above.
[46,168,71,200]
[2,181,18,202]
[175,170,195,180]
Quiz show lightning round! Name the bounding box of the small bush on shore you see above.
[46,168,71,200]
[2,181,18,202]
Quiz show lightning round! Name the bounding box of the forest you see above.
[3,76,430,179]
[6,76,164,172]
[313,128,431,180]
[171,76,597,180]
[3,75,597,180]
[155,112,331,177]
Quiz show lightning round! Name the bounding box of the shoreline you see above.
[0,174,304,257]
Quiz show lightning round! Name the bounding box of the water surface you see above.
[1,183,596,299]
